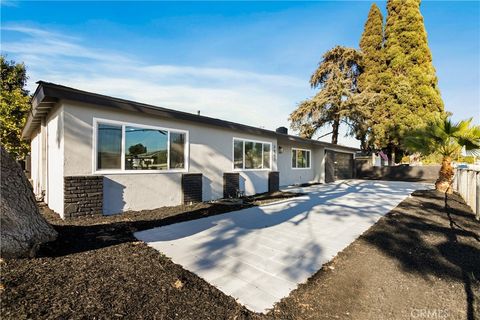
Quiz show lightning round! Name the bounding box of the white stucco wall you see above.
[30,128,41,195]
[62,100,278,214]
[313,146,326,183]
[45,105,64,217]
[277,140,319,186]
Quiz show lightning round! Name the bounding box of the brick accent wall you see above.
[268,171,279,193]
[182,173,203,204]
[64,176,103,218]
[223,173,239,198]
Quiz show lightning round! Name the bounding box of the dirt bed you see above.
[1,189,479,319]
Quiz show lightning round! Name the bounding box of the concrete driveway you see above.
[135,180,429,313]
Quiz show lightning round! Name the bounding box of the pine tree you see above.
[356,3,385,150]
[289,46,362,144]
[376,0,444,160]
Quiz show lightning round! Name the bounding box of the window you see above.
[292,148,311,169]
[233,138,272,170]
[169,132,186,169]
[95,119,188,172]
[97,123,122,169]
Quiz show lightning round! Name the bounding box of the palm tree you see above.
[404,115,480,193]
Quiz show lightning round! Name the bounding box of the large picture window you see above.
[233,138,272,170]
[292,148,311,169]
[95,119,188,172]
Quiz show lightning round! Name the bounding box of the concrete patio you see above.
[135,180,429,313]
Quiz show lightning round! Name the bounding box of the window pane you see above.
[306,151,310,168]
[292,149,296,168]
[245,141,262,169]
[97,123,122,170]
[263,144,270,169]
[125,126,168,170]
[297,150,305,168]
[234,139,243,169]
[170,132,185,169]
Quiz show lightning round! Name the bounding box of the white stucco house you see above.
[22,81,358,218]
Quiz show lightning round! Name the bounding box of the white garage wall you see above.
[62,100,278,214]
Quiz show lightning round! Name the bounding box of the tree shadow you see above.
[362,189,480,320]
[135,180,427,287]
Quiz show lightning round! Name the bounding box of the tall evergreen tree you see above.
[377,0,444,161]
[289,46,362,144]
[356,3,385,150]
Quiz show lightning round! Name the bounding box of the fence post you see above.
[476,171,480,221]
[466,170,471,206]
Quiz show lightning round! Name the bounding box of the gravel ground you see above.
[1,189,478,320]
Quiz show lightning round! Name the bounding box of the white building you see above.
[23,81,357,218]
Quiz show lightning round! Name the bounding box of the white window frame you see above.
[92,118,189,174]
[291,148,312,170]
[232,137,272,171]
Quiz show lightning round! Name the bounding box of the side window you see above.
[97,123,122,170]
[233,138,271,170]
[292,148,311,169]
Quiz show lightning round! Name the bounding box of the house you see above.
[22,81,358,218]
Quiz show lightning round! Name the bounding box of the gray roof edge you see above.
[22,81,359,152]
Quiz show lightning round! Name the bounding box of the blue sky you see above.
[1,1,479,147]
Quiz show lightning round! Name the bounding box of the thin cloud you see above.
[1,25,308,130]
[1,24,359,146]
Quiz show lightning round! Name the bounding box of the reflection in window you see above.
[292,148,311,169]
[233,139,243,169]
[125,126,168,170]
[170,132,186,169]
[233,139,271,170]
[95,121,187,172]
[97,123,122,170]
[245,141,262,169]
[263,144,271,169]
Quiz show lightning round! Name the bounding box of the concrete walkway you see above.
[135,180,429,313]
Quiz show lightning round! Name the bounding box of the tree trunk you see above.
[388,144,395,166]
[1,146,57,258]
[435,156,454,193]
[331,117,339,145]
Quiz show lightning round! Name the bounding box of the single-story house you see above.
[22,81,358,218]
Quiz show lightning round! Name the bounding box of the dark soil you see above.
[271,190,480,320]
[1,189,479,320]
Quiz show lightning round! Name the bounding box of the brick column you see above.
[182,173,203,204]
[223,173,239,198]
[268,171,279,192]
[64,176,103,218]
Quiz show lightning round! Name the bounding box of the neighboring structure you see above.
[22,82,357,218]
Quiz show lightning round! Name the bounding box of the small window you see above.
[170,132,186,169]
[292,148,311,169]
[233,138,271,170]
[97,123,122,170]
[263,144,271,169]
[233,139,243,169]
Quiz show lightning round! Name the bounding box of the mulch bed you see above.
[1,189,479,319]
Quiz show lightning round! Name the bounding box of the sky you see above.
[1,1,479,148]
